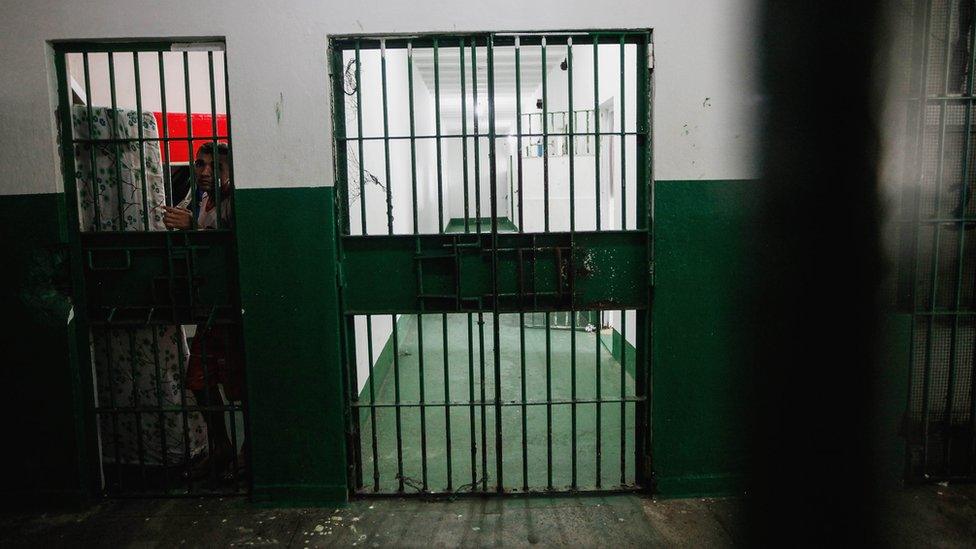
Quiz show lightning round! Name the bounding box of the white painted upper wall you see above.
[0,0,760,196]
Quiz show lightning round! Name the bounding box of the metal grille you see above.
[903,0,976,480]
[329,31,652,495]
[53,41,248,496]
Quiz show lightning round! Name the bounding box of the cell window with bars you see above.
[55,41,248,496]
[330,31,652,496]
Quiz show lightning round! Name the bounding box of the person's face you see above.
[194,152,230,192]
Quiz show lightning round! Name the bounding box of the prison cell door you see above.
[330,30,653,495]
[54,41,249,497]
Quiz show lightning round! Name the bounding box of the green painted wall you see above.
[651,180,759,497]
[235,186,348,505]
[0,193,93,507]
[0,180,915,506]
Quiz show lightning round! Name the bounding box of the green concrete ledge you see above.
[653,473,748,499]
[250,484,349,508]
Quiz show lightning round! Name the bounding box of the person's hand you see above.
[162,206,192,230]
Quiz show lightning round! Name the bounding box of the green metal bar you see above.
[132,52,151,231]
[107,53,126,231]
[356,41,367,235]
[460,38,471,233]
[634,33,652,488]
[472,40,482,234]
[222,50,235,228]
[478,311,487,491]
[620,35,627,230]
[620,310,627,485]
[434,38,445,232]
[594,36,601,231]
[174,319,192,492]
[409,43,419,234]
[208,51,221,229]
[367,315,379,491]
[546,311,553,490]
[520,311,528,490]
[381,40,394,235]
[81,52,102,231]
[442,313,453,490]
[516,36,525,231]
[567,37,578,490]
[157,53,174,207]
[467,312,477,487]
[183,52,198,230]
[542,37,550,232]
[487,34,503,493]
[418,312,428,491]
[392,313,404,491]
[408,42,429,491]
[595,34,604,487]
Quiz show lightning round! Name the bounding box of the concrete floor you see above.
[358,313,636,493]
[1,485,974,547]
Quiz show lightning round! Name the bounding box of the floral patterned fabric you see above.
[72,106,208,466]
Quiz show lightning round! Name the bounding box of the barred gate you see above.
[329,30,653,495]
[53,40,248,496]
[902,0,976,481]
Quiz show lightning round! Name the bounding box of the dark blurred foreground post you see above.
[748,1,888,543]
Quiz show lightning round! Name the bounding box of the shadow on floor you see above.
[1,485,974,547]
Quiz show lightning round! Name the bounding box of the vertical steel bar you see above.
[434,38,445,232]
[467,311,478,487]
[546,311,553,490]
[461,38,471,233]
[487,34,503,493]
[567,37,578,490]
[516,36,525,231]
[392,313,404,491]
[408,42,428,491]
[620,310,627,485]
[472,40,482,233]
[356,42,367,235]
[542,37,550,232]
[620,35,627,231]
[183,52,198,230]
[366,316,379,491]
[442,313,453,490]
[81,53,102,231]
[520,310,528,490]
[381,39,394,235]
[157,53,174,207]
[107,53,126,231]
[478,311,487,491]
[634,33,653,489]
[409,42,419,234]
[207,52,221,228]
[594,37,601,231]
[132,53,150,230]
